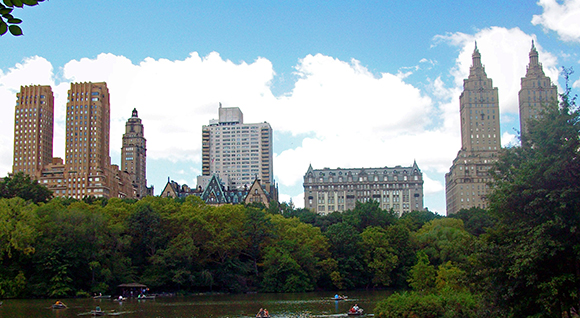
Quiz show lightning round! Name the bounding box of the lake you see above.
[0,290,392,318]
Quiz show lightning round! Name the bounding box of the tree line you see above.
[0,190,457,297]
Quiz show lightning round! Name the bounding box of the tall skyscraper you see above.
[445,43,501,215]
[11,82,135,199]
[121,108,148,198]
[518,41,558,141]
[12,85,54,179]
[303,163,424,216]
[64,82,113,198]
[199,105,273,189]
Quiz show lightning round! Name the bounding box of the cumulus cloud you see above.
[532,0,580,43]
[60,52,277,163]
[423,173,444,195]
[501,132,520,148]
[0,57,56,174]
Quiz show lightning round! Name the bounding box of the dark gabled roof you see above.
[201,174,229,204]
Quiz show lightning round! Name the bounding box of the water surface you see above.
[0,290,392,318]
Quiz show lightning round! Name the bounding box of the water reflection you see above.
[0,290,391,318]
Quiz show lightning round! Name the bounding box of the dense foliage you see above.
[0,172,53,203]
[474,70,580,317]
[0,194,451,298]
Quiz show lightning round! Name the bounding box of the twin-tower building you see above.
[445,42,558,215]
[12,82,152,199]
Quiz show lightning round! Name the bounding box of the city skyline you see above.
[1,1,579,214]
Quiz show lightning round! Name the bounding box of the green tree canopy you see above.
[414,218,474,267]
[478,70,580,317]
[0,172,53,203]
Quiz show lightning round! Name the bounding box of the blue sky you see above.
[1,0,579,214]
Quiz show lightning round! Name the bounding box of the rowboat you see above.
[93,295,111,299]
[90,309,105,316]
[137,295,156,300]
[347,309,364,316]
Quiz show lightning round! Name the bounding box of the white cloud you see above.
[532,0,580,43]
[501,132,520,148]
[279,192,304,208]
[60,52,277,164]
[0,57,56,175]
[423,173,444,195]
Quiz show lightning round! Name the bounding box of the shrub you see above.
[375,290,481,318]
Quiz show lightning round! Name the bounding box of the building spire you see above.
[472,42,482,67]
[132,108,138,118]
[529,40,539,66]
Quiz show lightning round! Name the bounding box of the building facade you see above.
[61,82,117,198]
[12,85,54,180]
[303,162,424,216]
[518,41,558,141]
[200,105,273,189]
[445,44,501,215]
[121,108,149,198]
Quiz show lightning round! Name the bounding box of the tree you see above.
[343,200,397,232]
[0,172,53,203]
[398,209,442,232]
[360,226,399,287]
[323,223,364,289]
[477,69,580,317]
[414,218,474,267]
[0,0,44,36]
[449,207,494,237]
[0,198,38,298]
[261,215,331,292]
[407,251,436,292]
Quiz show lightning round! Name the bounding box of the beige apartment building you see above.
[445,44,501,215]
[12,85,54,180]
[199,105,273,189]
[518,41,558,141]
[303,162,424,216]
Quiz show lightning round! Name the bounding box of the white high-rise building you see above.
[199,105,273,189]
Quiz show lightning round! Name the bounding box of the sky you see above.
[1,0,579,214]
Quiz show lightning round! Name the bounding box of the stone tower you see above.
[445,43,501,215]
[121,108,148,198]
[518,41,558,142]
